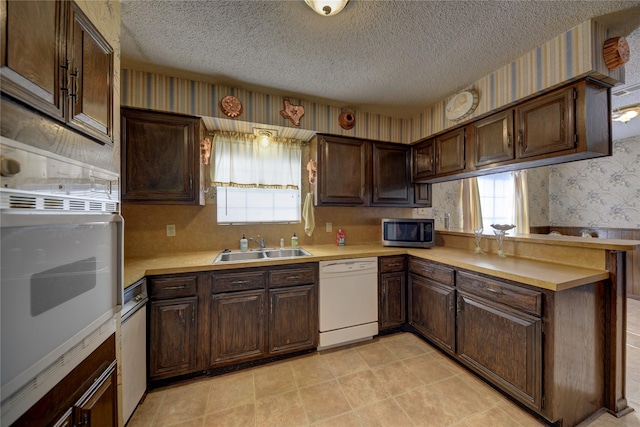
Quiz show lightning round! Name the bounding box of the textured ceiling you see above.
[121,0,640,124]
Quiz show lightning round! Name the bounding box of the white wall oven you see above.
[0,138,122,426]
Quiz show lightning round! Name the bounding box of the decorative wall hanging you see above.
[220,95,243,118]
[445,90,479,121]
[306,159,317,184]
[338,111,356,130]
[200,137,212,165]
[280,98,305,126]
[603,36,630,71]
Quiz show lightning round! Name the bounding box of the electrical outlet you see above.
[166,224,176,237]
[417,207,428,216]
[326,222,332,232]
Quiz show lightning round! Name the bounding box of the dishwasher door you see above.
[318,257,378,350]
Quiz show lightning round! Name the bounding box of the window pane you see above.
[217,187,300,224]
[477,172,515,227]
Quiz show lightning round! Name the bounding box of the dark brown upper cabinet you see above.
[1,0,114,145]
[314,134,370,206]
[413,127,465,180]
[472,109,515,167]
[314,134,428,207]
[372,142,412,205]
[121,108,205,205]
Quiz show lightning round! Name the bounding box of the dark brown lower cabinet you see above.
[14,335,117,427]
[408,274,455,353]
[211,289,266,365]
[379,255,406,330]
[149,297,198,380]
[269,284,317,354]
[456,290,542,410]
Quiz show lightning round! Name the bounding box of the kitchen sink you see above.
[264,248,312,258]
[213,248,312,263]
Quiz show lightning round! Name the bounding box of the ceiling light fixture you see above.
[253,128,277,148]
[304,0,349,16]
[611,104,640,124]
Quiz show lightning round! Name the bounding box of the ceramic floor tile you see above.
[395,384,464,426]
[494,400,545,427]
[154,382,210,426]
[355,398,414,427]
[401,353,457,385]
[311,412,363,427]
[206,370,255,414]
[202,403,256,427]
[255,390,307,427]
[337,369,389,409]
[322,347,369,378]
[299,380,352,424]
[426,376,493,418]
[355,341,399,368]
[372,360,423,396]
[380,333,429,359]
[460,406,526,427]
[253,362,297,400]
[290,353,336,388]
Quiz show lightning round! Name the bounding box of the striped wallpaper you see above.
[121,19,622,145]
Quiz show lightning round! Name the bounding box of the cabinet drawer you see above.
[213,271,266,293]
[408,258,454,286]
[269,266,315,288]
[150,275,197,299]
[379,256,405,273]
[457,271,542,316]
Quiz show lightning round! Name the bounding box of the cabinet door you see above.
[413,183,432,206]
[269,284,318,355]
[211,290,266,366]
[436,127,465,174]
[412,139,436,180]
[517,86,575,159]
[473,109,514,167]
[0,0,66,122]
[74,361,118,427]
[149,297,198,380]
[317,135,370,205]
[456,291,542,410]
[379,271,406,330]
[67,2,113,145]
[408,274,455,352]
[372,143,411,205]
[122,108,202,204]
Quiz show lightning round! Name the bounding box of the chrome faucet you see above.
[248,235,266,249]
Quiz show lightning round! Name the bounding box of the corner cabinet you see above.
[372,143,411,205]
[0,0,114,145]
[412,127,465,181]
[121,108,206,205]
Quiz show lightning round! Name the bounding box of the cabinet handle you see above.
[191,306,195,326]
[518,130,523,147]
[485,287,502,294]
[457,296,463,313]
[189,174,193,191]
[163,285,186,290]
[69,67,79,104]
[287,275,300,280]
[231,280,249,285]
[60,60,70,94]
[507,133,512,148]
[449,298,453,312]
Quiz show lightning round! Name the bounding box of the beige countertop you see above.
[124,243,613,292]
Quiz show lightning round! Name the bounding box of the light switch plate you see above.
[166,224,176,237]
[326,222,332,232]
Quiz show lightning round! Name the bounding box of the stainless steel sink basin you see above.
[264,248,312,258]
[213,248,312,263]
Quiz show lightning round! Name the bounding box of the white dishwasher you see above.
[318,257,378,350]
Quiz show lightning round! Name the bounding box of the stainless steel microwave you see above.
[381,218,435,248]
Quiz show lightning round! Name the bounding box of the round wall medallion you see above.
[220,95,243,118]
[603,36,630,71]
[445,90,479,121]
[338,111,355,130]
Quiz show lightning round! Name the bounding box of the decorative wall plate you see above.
[445,90,479,121]
[220,95,243,118]
[603,36,630,71]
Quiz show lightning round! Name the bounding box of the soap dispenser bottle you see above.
[240,234,248,252]
[291,232,298,248]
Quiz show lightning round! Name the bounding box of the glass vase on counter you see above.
[490,224,515,258]
[473,228,484,254]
